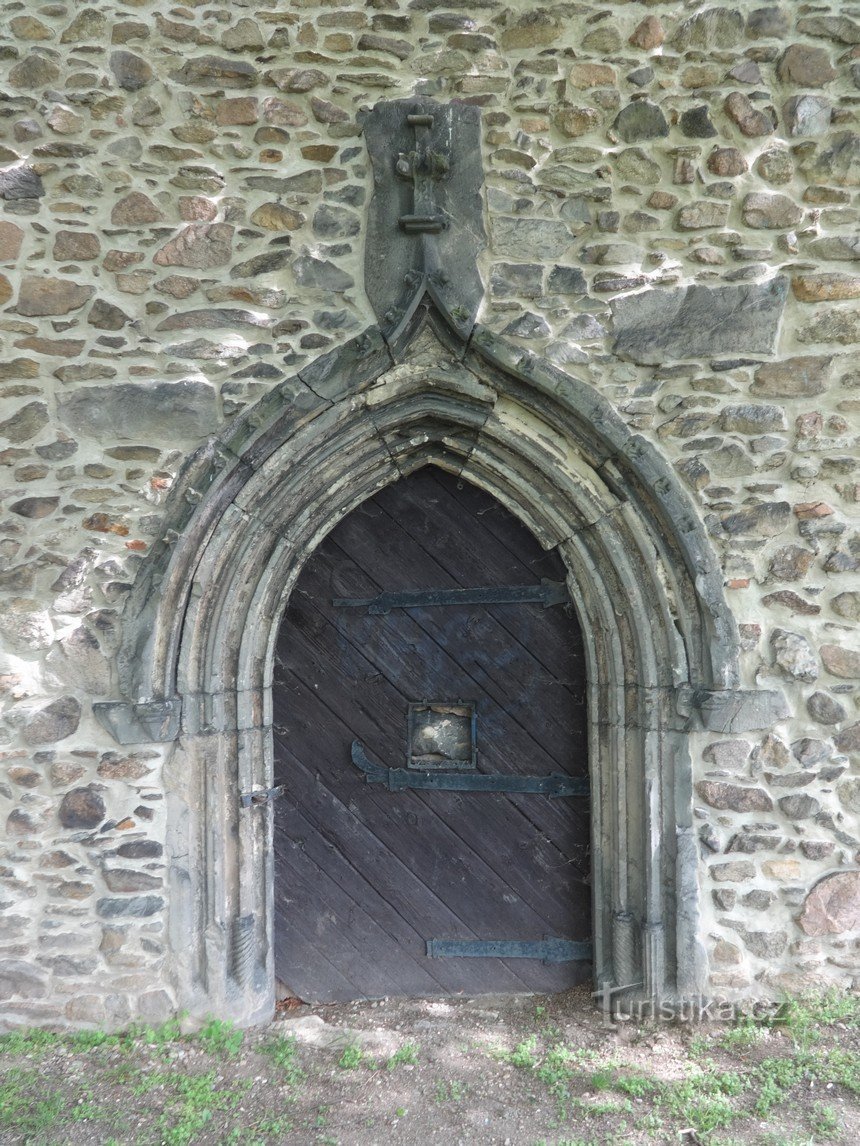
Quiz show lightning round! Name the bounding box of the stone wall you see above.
[1,0,858,1026]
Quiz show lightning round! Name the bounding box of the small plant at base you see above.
[504,1034,540,1069]
[434,1079,466,1103]
[386,1042,419,1069]
[337,1043,364,1069]
[196,1016,244,1058]
[810,1101,841,1140]
[260,1034,305,1087]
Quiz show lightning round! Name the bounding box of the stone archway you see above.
[95,297,752,1025]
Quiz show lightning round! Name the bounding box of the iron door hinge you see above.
[239,785,283,809]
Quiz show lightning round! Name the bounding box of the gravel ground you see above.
[1,985,859,1145]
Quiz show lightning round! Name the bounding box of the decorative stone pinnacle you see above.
[362,98,486,341]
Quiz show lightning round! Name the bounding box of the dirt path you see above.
[1,986,858,1144]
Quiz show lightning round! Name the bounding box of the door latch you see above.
[239,785,283,809]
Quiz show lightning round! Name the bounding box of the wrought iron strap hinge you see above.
[239,785,283,809]
[426,937,593,964]
[332,580,568,615]
[351,742,588,799]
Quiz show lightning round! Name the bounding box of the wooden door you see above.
[272,467,590,1002]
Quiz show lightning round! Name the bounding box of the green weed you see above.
[434,1079,466,1103]
[810,1100,841,1140]
[0,1027,60,1058]
[259,1034,305,1087]
[337,1043,364,1069]
[196,1016,244,1058]
[0,1069,66,1135]
[387,1042,419,1069]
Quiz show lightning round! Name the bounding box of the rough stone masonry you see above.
[0,0,859,1028]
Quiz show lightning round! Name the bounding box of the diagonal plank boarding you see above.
[272,466,591,1001]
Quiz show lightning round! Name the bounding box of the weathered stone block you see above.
[611,278,788,364]
[58,382,218,442]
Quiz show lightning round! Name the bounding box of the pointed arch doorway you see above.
[272,466,591,1001]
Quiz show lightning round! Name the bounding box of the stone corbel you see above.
[93,698,182,745]
[677,685,789,734]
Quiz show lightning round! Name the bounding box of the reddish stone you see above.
[629,14,664,49]
[800,872,860,936]
[215,97,258,126]
[794,502,833,519]
[178,196,217,222]
[53,230,100,261]
[111,192,164,225]
[0,221,24,262]
[153,223,233,269]
[17,276,94,316]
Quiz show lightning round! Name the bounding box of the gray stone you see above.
[806,692,846,725]
[103,869,162,892]
[727,832,782,853]
[312,204,360,239]
[797,306,860,346]
[680,106,717,139]
[800,132,860,188]
[714,502,791,537]
[821,645,860,679]
[611,278,788,364]
[172,55,257,88]
[752,356,830,398]
[755,149,794,186]
[561,314,606,340]
[293,256,353,293]
[156,309,270,332]
[0,959,49,1000]
[742,193,803,229]
[502,313,551,340]
[837,778,860,814]
[777,793,820,818]
[88,300,129,331]
[694,688,790,732]
[110,51,153,91]
[747,7,789,37]
[743,890,775,910]
[808,237,860,261]
[613,101,668,143]
[702,740,751,771]
[230,250,292,279]
[833,723,860,753]
[0,165,44,200]
[731,926,787,958]
[0,398,48,442]
[58,786,105,829]
[491,264,544,299]
[492,218,572,260]
[712,889,737,910]
[696,781,772,812]
[767,545,815,581]
[58,382,218,442]
[677,201,729,230]
[24,697,81,745]
[672,7,743,48]
[832,592,860,621]
[10,496,59,519]
[710,861,756,881]
[719,404,787,433]
[547,266,586,295]
[783,95,831,137]
[798,15,860,44]
[614,148,662,185]
[96,896,164,918]
[117,841,163,859]
[771,629,819,683]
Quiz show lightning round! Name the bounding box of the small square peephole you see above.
[407,702,476,771]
